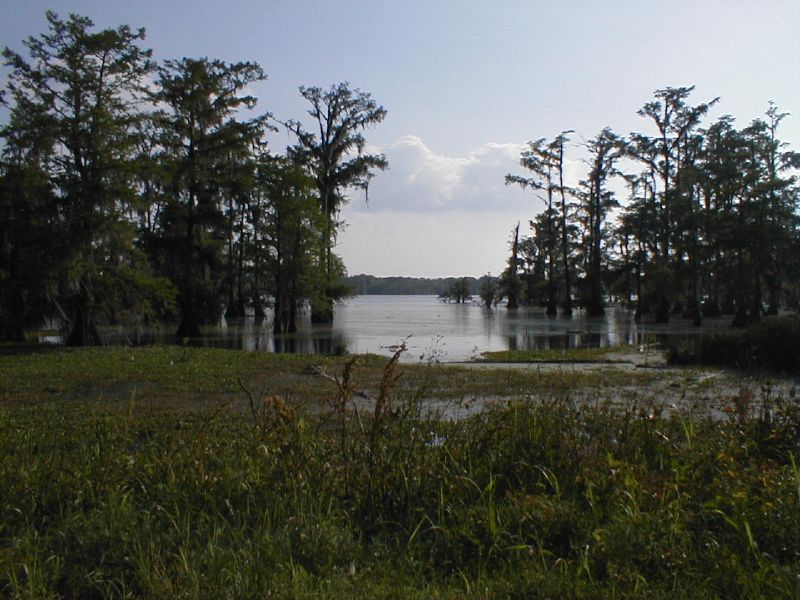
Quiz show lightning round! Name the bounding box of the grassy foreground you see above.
[1,346,800,598]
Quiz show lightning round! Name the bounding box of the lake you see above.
[98,295,729,362]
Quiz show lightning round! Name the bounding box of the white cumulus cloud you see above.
[350,135,531,213]
[337,134,594,277]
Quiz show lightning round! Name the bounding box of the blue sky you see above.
[3,1,799,277]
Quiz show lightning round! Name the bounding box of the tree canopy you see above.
[0,12,387,344]
[503,88,799,326]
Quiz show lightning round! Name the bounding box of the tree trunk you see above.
[558,163,572,317]
[65,279,102,346]
[507,223,520,309]
[288,288,298,333]
[312,197,335,324]
[273,282,285,334]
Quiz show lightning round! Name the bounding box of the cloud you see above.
[350,135,531,213]
[351,135,593,216]
[337,134,599,278]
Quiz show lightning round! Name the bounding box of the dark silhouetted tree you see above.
[287,82,387,323]
[152,57,267,337]
[2,11,172,345]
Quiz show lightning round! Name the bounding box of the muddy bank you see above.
[370,350,800,420]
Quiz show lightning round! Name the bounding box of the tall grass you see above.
[1,356,799,598]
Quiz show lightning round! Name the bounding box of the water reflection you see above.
[43,296,727,362]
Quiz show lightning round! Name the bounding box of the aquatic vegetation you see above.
[0,345,655,410]
[1,347,799,597]
[479,345,635,363]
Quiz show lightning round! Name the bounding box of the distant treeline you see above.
[343,274,480,296]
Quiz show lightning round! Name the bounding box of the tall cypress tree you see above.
[2,12,170,345]
[287,82,387,323]
[152,57,267,337]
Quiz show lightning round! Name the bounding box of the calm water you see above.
[97,295,729,362]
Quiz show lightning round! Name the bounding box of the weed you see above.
[1,347,799,597]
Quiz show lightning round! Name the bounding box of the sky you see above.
[2,1,799,277]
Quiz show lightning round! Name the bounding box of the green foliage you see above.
[150,57,268,337]
[255,158,321,333]
[0,347,362,422]
[0,140,62,341]
[344,275,482,296]
[1,11,169,345]
[2,357,799,597]
[506,88,799,326]
[479,345,634,363]
[438,278,472,304]
[668,315,800,373]
[288,82,388,322]
[478,273,500,308]
[506,134,575,315]
[2,14,393,343]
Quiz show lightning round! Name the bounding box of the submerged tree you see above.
[724,104,800,325]
[287,82,387,323]
[575,128,622,316]
[627,86,718,322]
[259,158,321,333]
[439,278,472,304]
[1,11,173,345]
[551,131,575,316]
[151,57,267,337]
[506,138,563,315]
[503,222,521,309]
[479,273,500,308]
[504,87,800,325]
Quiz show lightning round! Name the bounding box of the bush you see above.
[2,352,800,597]
[668,315,800,373]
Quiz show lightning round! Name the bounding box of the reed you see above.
[1,348,799,597]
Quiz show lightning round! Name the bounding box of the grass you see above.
[0,345,656,411]
[1,345,799,598]
[479,345,635,363]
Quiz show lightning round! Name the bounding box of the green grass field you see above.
[1,346,799,598]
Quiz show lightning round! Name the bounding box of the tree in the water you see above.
[725,103,800,325]
[258,158,321,333]
[613,172,659,321]
[151,57,267,337]
[1,12,171,345]
[479,273,500,308]
[442,278,472,304]
[501,222,522,308]
[627,86,717,322]
[575,127,622,316]
[506,138,564,315]
[287,82,387,323]
[517,220,550,308]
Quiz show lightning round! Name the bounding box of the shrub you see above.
[668,315,800,373]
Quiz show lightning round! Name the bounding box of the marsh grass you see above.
[2,346,800,598]
[479,345,635,364]
[0,345,656,413]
